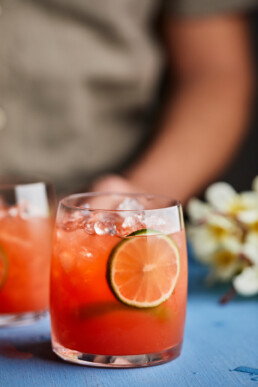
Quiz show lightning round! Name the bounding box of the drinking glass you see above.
[0,178,55,326]
[50,193,187,367]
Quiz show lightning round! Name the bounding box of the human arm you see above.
[92,15,254,204]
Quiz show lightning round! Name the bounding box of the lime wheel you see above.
[108,230,180,308]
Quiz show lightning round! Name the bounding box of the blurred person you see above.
[0,0,257,202]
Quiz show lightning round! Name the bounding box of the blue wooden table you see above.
[0,253,257,387]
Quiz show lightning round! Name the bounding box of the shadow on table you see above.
[0,339,64,364]
[19,340,62,363]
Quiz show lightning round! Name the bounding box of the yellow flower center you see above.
[228,199,246,215]
[209,225,227,239]
[214,251,236,267]
[251,221,258,233]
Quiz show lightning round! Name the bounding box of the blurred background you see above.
[0,1,257,199]
[221,11,258,191]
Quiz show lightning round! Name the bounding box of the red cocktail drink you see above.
[0,181,55,326]
[50,193,187,367]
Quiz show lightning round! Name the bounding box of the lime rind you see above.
[128,229,161,237]
[0,245,8,290]
[107,229,180,308]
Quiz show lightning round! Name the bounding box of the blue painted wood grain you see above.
[0,254,257,387]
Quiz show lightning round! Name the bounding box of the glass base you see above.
[0,310,47,327]
[52,342,182,368]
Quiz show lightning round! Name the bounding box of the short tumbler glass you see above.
[50,193,188,367]
[0,179,55,326]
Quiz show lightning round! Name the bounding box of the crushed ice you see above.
[121,214,144,229]
[117,197,144,211]
[94,214,117,236]
[60,198,181,236]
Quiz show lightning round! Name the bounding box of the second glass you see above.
[0,179,55,326]
[50,193,188,367]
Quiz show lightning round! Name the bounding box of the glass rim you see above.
[59,192,182,213]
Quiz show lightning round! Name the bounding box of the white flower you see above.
[205,182,258,219]
[233,228,258,296]
[237,210,258,235]
[187,176,258,296]
[187,198,212,222]
[233,266,258,296]
[242,234,258,265]
[188,213,241,263]
[252,176,258,192]
[210,238,242,281]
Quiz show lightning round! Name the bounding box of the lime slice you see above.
[0,246,8,289]
[107,229,180,308]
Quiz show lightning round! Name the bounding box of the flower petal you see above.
[205,183,236,212]
[239,192,258,208]
[205,214,242,241]
[186,198,212,222]
[207,214,238,231]
[246,232,258,245]
[252,176,258,193]
[221,237,242,254]
[187,226,217,262]
[211,242,241,281]
[214,263,240,282]
[237,209,258,225]
[233,266,258,296]
[242,237,258,265]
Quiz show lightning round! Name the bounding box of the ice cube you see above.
[145,212,181,234]
[117,197,144,211]
[18,200,44,219]
[145,215,166,229]
[122,215,141,229]
[8,206,19,217]
[94,219,117,236]
[115,214,146,237]
[83,212,99,235]
[84,220,96,235]
[61,210,88,231]
[62,221,80,232]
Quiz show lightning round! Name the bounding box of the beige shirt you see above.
[0,0,257,194]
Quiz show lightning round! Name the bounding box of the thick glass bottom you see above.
[0,310,47,327]
[52,341,182,368]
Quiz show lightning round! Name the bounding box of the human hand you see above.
[85,174,146,210]
[89,174,173,210]
[90,174,145,195]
